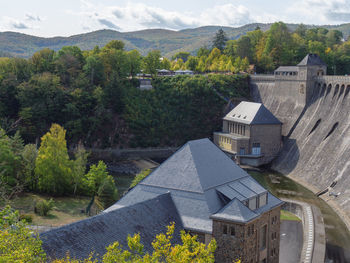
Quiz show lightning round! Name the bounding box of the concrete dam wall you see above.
[250,74,350,222]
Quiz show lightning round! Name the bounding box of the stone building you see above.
[214,101,282,166]
[41,139,283,263]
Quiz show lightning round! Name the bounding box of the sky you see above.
[1,0,350,37]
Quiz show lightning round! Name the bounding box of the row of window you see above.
[275,71,298,76]
[219,136,232,144]
[222,224,236,236]
[228,122,246,136]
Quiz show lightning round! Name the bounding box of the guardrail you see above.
[282,199,325,263]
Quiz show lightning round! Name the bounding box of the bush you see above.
[130,169,151,188]
[19,214,33,223]
[34,198,55,216]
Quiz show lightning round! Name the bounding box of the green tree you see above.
[143,50,162,76]
[264,22,293,67]
[83,55,105,85]
[85,160,110,195]
[172,52,190,62]
[161,57,171,70]
[30,48,55,74]
[22,144,38,191]
[185,56,198,71]
[0,206,46,262]
[17,73,67,141]
[97,175,118,209]
[104,40,125,51]
[127,50,142,78]
[103,223,217,263]
[236,36,253,61]
[130,169,151,188]
[212,28,228,51]
[71,145,89,195]
[35,124,72,195]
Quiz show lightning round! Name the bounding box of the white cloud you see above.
[75,1,255,32]
[25,13,41,22]
[0,17,31,30]
[286,0,350,24]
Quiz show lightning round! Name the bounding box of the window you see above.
[259,193,267,207]
[260,225,267,250]
[230,226,235,236]
[223,225,228,235]
[248,197,257,210]
[252,143,261,155]
[240,147,245,155]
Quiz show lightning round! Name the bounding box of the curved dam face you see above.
[250,74,350,221]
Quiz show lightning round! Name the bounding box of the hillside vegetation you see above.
[1,22,350,58]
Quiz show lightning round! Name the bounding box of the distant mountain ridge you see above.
[1,22,350,58]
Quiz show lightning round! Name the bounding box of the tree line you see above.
[169,22,349,74]
[0,124,117,208]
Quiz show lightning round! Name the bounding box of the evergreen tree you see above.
[212,29,228,51]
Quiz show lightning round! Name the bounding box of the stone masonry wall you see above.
[213,205,281,263]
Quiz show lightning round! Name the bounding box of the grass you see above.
[1,193,91,227]
[280,210,301,221]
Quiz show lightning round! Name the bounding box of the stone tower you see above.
[296,54,327,104]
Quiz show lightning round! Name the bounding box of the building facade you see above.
[214,102,282,166]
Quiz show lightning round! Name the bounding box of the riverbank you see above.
[288,173,350,235]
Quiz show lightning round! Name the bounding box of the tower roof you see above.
[223,101,282,125]
[297,54,327,66]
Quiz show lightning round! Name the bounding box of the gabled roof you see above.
[223,101,282,125]
[297,54,327,66]
[107,139,283,233]
[41,193,182,261]
[210,198,258,223]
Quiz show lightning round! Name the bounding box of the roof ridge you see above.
[188,142,205,193]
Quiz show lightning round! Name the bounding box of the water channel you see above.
[111,162,350,263]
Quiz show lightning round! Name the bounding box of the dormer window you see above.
[248,197,257,210]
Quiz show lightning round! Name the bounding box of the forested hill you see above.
[2,22,350,58]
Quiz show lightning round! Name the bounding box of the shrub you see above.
[35,198,55,216]
[130,169,151,188]
[19,214,33,223]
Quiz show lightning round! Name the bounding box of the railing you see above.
[249,74,275,82]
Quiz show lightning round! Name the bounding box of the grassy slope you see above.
[1,23,350,58]
[0,193,90,226]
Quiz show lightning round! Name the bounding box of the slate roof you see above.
[41,193,183,261]
[41,139,283,260]
[210,198,258,222]
[297,53,327,66]
[275,66,299,72]
[107,138,283,233]
[223,101,282,125]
